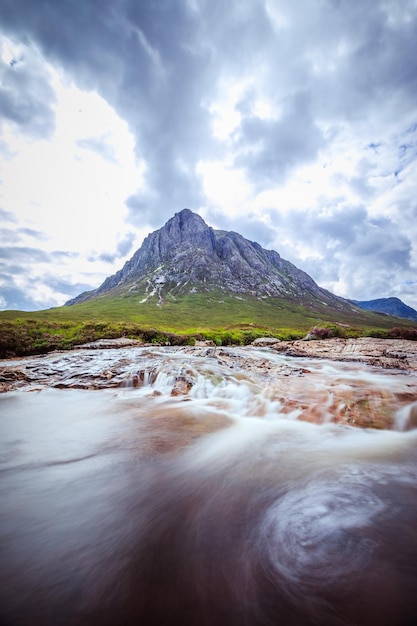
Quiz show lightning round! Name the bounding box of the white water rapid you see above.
[1,345,417,625]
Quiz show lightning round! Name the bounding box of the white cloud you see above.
[0,38,149,309]
[197,159,253,215]
[2,61,144,253]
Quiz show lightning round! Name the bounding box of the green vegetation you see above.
[1,290,416,358]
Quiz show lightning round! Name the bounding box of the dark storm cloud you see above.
[0,246,51,263]
[326,2,417,119]
[272,0,417,122]
[0,0,128,93]
[118,1,219,226]
[115,232,136,257]
[0,271,91,311]
[0,283,45,311]
[94,231,136,263]
[299,204,368,247]
[225,0,417,187]
[0,0,213,225]
[2,0,417,220]
[235,91,324,186]
[350,218,412,269]
[263,204,415,299]
[0,265,27,277]
[0,0,273,226]
[39,275,93,298]
[273,204,412,267]
[0,248,86,310]
[0,40,56,139]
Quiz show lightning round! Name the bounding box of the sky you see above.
[1,0,417,312]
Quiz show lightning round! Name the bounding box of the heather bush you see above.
[387,327,417,341]
[309,326,334,339]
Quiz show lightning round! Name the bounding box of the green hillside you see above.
[1,290,416,357]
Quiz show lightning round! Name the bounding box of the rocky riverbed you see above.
[1,337,417,431]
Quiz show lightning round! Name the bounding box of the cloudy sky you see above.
[1,0,417,312]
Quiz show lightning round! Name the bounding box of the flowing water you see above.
[1,346,417,625]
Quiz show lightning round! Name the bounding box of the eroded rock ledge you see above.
[271,337,417,371]
[1,339,417,431]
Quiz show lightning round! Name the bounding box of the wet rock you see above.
[0,368,31,392]
[203,348,216,358]
[120,369,158,388]
[252,337,281,346]
[76,337,142,349]
[185,344,217,358]
[272,338,417,371]
[408,404,417,430]
[171,374,194,396]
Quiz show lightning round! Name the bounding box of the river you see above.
[1,344,417,625]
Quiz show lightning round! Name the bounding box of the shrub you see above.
[309,326,334,340]
[387,327,417,341]
[367,328,389,339]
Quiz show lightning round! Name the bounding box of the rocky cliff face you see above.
[66,209,352,310]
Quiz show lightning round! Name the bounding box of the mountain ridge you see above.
[66,209,354,313]
[352,297,417,321]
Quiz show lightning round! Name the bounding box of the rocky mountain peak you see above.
[158,208,216,255]
[169,208,208,236]
[66,209,352,310]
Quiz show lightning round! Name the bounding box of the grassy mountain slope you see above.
[1,288,416,357]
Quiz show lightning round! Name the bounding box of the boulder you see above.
[252,337,280,346]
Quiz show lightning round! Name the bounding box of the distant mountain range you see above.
[66,209,415,326]
[352,298,417,321]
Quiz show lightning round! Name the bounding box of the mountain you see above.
[352,298,417,321]
[2,210,415,358]
[66,208,354,313]
[66,209,414,332]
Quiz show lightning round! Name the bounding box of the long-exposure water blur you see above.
[1,344,417,625]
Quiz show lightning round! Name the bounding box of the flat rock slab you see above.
[252,337,281,346]
[76,337,143,349]
[272,337,417,371]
